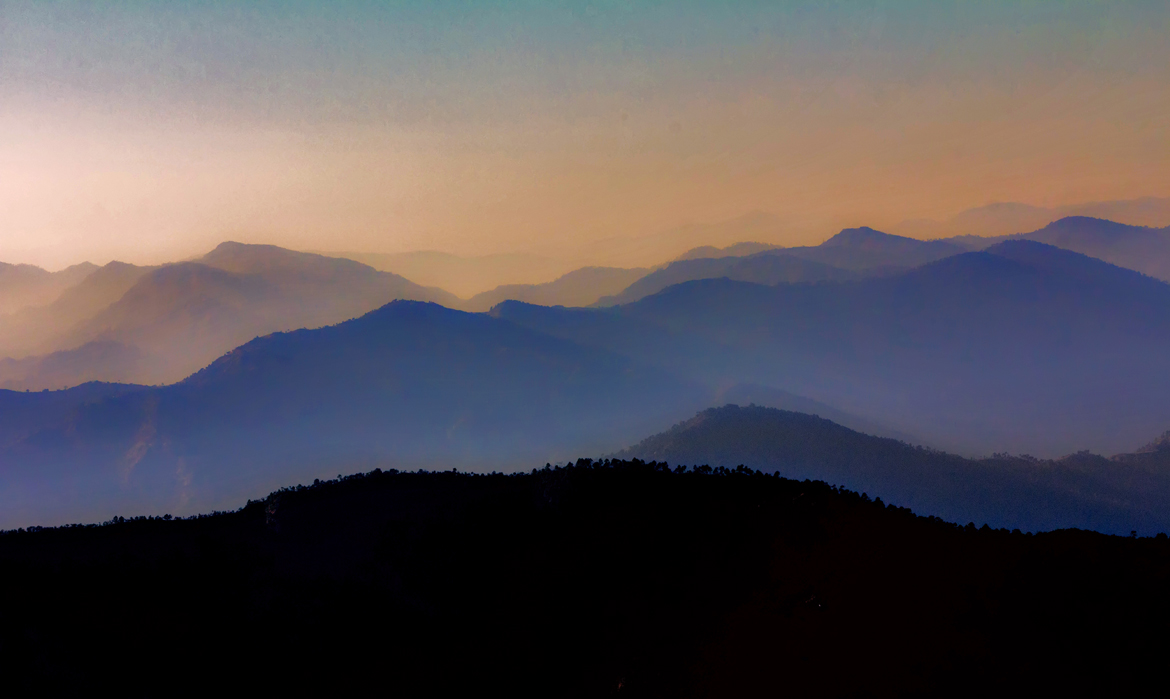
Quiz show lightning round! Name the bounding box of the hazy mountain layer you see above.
[894,196,1170,238]
[495,241,1170,456]
[779,226,968,271]
[948,217,1170,283]
[596,251,857,306]
[326,250,574,298]
[591,226,970,307]
[672,241,782,261]
[0,342,158,392]
[461,266,649,312]
[0,261,154,358]
[0,381,150,452]
[0,243,460,388]
[0,301,703,527]
[713,383,920,444]
[617,405,1170,535]
[0,261,97,316]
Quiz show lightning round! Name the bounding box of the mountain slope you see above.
[3,243,465,388]
[713,383,920,444]
[461,266,649,312]
[617,405,1170,534]
[673,241,782,261]
[495,242,1170,456]
[0,382,150,451]
[0,261,97,315]
[52,262,281,384]
[1012,217,1170,282]
[939,217,1170,282]
[0,261,155,359]
[201,241,459,307]
[780,226,967,271]
[0,342,156,391]
[0,301,703,527]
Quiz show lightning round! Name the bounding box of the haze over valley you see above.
[2,212,1170,530]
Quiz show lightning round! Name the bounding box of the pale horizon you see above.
[3,2,1169,270]
[6,196,1170,273]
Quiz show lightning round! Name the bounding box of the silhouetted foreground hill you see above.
[617,405,1170,535]
[2,461,1168,696]
[0,301,702,527]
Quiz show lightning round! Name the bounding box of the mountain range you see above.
[595,251,859,306]
[0,261,155,358]
[0,261,98,315]
[0,244,457,389]
[461,266,649,312]
[495,240,1170,456]
[324,250,574,298]
[5,214,1170,529]
[780,226,968,271]
[947,216,1170,283]
[0,301,703,527]
[893,196,1170,238]
[672,241,782,261]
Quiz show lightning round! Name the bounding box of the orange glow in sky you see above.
[1,2,1167,269]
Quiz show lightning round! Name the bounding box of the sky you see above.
[1,1,1168,269]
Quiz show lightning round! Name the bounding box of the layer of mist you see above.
[3,212,1170,529]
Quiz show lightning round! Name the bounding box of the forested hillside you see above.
[2,461,1167,696]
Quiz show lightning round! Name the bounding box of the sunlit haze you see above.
[3,1,1168,270]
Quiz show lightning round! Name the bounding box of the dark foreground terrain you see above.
[3,461,1169,697]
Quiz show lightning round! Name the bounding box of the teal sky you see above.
[2,1,1168,267]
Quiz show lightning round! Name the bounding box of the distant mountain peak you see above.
[210,240,250,251]
[203,241,355,268]
[820,226,898,247]
[354,298,450,321]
